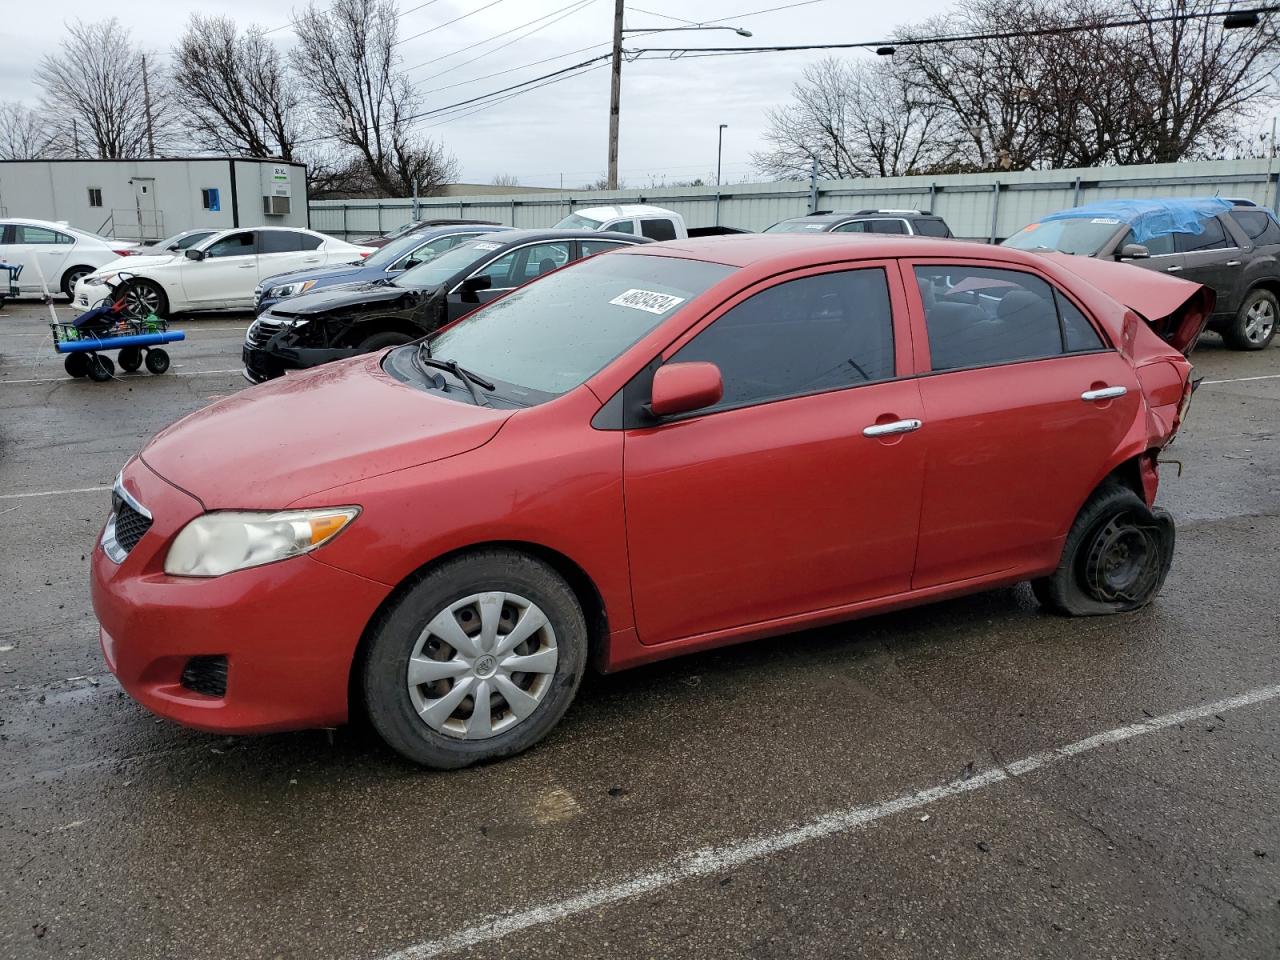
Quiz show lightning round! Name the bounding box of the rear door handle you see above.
[1165,265,1183,273]
[863,418,922,438]
[1226,260,1241,266]
[1081,386,1127,401]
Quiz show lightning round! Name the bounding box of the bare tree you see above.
[491,173,521,187]
[34,19,170,158]
[172,15,300,159]
[290,0,457,197]
[753,58,956,180]
[0,102,59,159]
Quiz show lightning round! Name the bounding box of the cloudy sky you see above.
[2,0,956,188]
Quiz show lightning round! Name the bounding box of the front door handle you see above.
[863,418,923,438]
[1226,260,1241,267]
[1081,386,1127,401]
[1165,265,1183,273]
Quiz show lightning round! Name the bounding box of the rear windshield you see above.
[425,254,735,396]
[1003,218,1124,256]
[764,219,830,233]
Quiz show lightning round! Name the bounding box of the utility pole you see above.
[716,124,728,186]
[607,0,623,190]
[142,54,156,157]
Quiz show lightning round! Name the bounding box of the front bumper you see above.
[91,458,389,734]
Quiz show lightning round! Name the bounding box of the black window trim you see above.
[910,260,1117,376]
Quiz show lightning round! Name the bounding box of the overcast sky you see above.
[2,0,956,188]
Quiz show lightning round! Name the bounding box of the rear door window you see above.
[579,239,633,257]
[639,219,678,241]
[671,267,896,411]
[914,265,1100,370]
[259,231,305,253]
[16,225,72,245]
[869,220,907,235]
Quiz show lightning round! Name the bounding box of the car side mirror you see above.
[185,248,205,261]
[458,274,492,301]
[649,362,723,417]
[1118,243,1149,260]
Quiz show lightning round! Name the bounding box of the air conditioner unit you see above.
[263,195,291,216]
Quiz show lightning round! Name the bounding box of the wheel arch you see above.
[346,539,610,718]
[59,263,97,293]
[339,314,424,347]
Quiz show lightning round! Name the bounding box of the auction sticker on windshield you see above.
[609,289,686,315]
[471,242,503,251]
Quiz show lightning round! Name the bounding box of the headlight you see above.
[164,507,359,577]
[84,274,112,286]
[268,280,317,299]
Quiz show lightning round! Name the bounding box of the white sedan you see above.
[72,227,372,318]
[0,217,141,298]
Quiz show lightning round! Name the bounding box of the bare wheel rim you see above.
[406,591,558,740]
[125,283,161,318]
[1244,299,1275,343]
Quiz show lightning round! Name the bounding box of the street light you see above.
[716,124,728,187]
[606,0,754,189]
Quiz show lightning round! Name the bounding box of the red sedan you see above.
[91,235,1211,768]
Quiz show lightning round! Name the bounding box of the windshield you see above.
[1003,218,1124,255]
[422,253,735,397]
[364,230,446,269]
[394,239,505,289]
[555,212,605,230]
[764,219,830,233]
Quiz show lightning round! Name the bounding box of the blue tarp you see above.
[1039,197,1235,244]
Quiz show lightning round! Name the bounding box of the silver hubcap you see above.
[1244,300,1275,343]
[406,591,558,740]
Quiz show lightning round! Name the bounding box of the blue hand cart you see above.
[50,272,186,381]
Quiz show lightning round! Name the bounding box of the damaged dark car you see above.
[242,229,648,383]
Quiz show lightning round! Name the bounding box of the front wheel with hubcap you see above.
[362,550,587,768]
[121,279,168,321]
[1223,288,1277,351]
[1032,482,1174,616]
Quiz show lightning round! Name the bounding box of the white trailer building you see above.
[0,157,309,241]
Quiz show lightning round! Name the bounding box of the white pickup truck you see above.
[555,204,746,241]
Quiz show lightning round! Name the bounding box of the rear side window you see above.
[1230,209,1280,246]
[671,268,896,410]
[17,225,72,245]
[580,239,632,257]
[640,219,677,241]
[914,266,1101,370]
[1175,217,1231,253]
[913,219,951,238]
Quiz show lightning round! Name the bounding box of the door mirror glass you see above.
[1118,243,1150,259]
[649,362,724,417]
[459,274,493,298]
[185,248,205,261]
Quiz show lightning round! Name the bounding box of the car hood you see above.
[93,253,180,275]
[269,281,436,317]
[1045,253,1215,355]
[139,352,511,509]
[261,263,375,291]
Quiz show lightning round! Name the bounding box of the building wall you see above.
[310,159,1280,241]
[0,159,309,240]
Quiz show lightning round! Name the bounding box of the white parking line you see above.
[380,682,1280,960]
[0,485,111,501]
[1200,373,1280,385]
[0,369,242,385]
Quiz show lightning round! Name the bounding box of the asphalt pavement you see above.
[1,299,1278,960]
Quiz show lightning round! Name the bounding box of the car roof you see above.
[779,211,939,225]
[470,228,648,245]
[611,233,1039,269]
[570,205,676,219]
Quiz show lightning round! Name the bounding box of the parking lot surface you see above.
[1,300,1278,960]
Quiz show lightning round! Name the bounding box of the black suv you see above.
[1004,199,1279,350]
[764,209,954,237]
[243,229,647,382]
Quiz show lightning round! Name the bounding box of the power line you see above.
[396,0,517,46]
[408,0,599,73]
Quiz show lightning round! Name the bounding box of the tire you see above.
[121,279,168,321]
[64,353,90,378]
[362,549,588,769]
[117,346,143,372]
[1031,482,1174,617]
[144,348,170,375]
[356,330,415,353]
[1222,288,1277,351]
[61,265,94,299]
[86,354,115,382]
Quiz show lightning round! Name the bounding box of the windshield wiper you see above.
[414,341,493,406]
